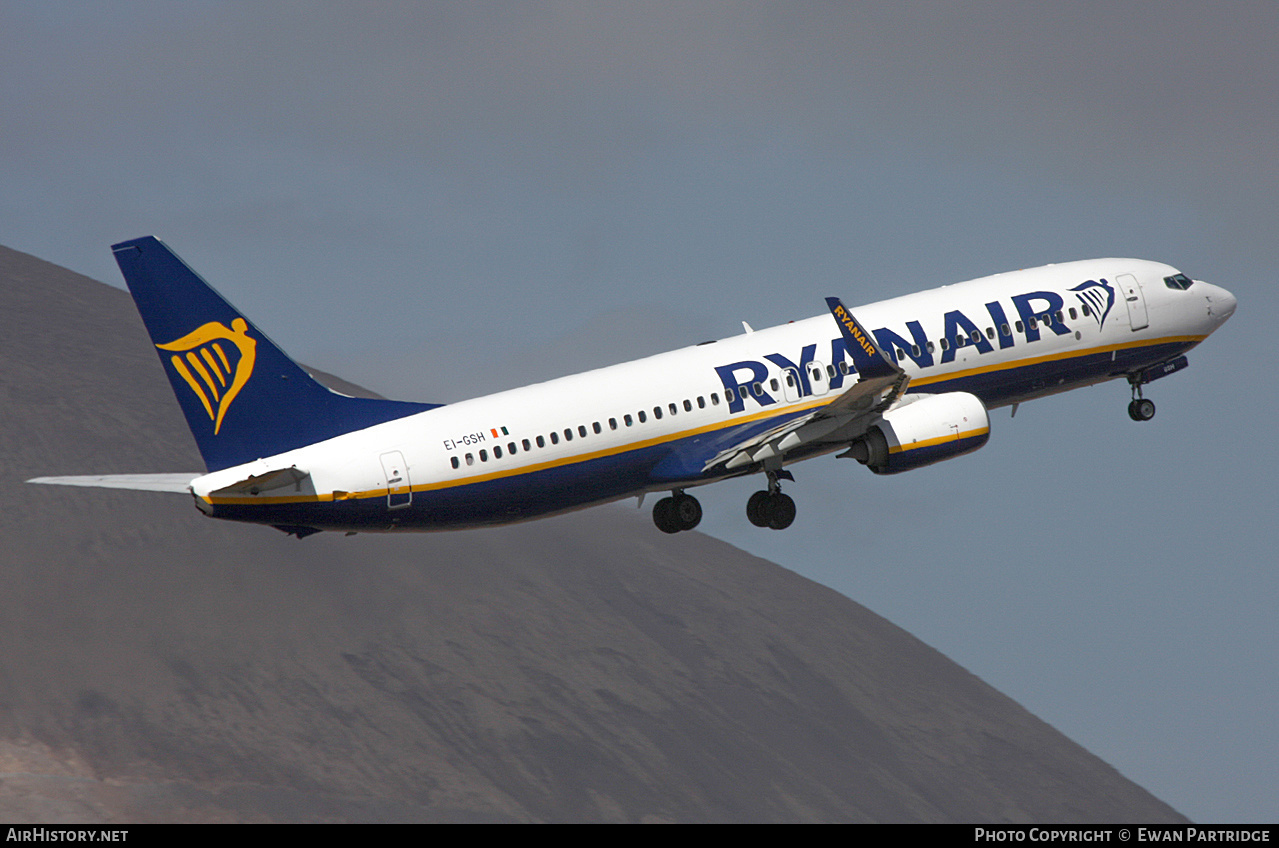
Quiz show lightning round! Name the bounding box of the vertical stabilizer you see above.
[112,236,439,472]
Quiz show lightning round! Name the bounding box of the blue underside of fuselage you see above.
[204,337,1195,533]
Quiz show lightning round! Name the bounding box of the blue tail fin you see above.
[113,236,440,472]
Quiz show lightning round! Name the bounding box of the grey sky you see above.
[3,1,1276,821]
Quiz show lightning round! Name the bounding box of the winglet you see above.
[825,297,899,380]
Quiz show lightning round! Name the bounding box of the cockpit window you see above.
[1164,273,1194,290]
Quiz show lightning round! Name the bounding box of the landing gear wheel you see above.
[653,492,702,533]
[1127,375,1156,422]
[766,492,796,530]
[672,493,702,531]
[746,491,796,530]
[653,497,680,534]
[746,491,772,527]
[1128,398,1156,421]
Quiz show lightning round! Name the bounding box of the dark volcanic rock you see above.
[0,245,1186,822]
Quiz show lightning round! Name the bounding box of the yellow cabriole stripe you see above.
[201,347,227,387]
[203,396,839,506]
[212,342,231,373]
[185,351,221,402]
[908,334,1204,389]
[202,335,1197,507]
[170,355,214,420]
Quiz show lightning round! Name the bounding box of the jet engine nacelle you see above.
[844,392,990,475]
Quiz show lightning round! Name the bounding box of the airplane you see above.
[28,236,1236,537]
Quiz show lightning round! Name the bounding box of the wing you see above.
[705,298,910,472]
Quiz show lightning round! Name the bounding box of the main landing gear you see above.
[651,470,800,534]
[746,470,796,530]
[1127,375,1156,422]
[653,490,702,534]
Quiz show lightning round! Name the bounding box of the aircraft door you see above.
[782,368,802,403]
[808,360,830,397]
[380,450,412,509]
[1117,273,1149,331]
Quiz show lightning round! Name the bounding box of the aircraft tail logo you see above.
[156,318,257,434]
[1071,279,1115,330]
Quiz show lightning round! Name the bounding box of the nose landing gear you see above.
[1127,375,1156,421]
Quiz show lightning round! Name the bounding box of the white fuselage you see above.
[190,258,1235,531]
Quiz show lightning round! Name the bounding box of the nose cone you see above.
[1205,284,1237,324]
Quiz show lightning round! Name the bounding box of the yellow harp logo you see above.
[157,318,257,434]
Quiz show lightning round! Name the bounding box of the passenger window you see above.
[940,338,949,351]
[638,410,647,423]
[564,428,573,441]
[494,446,502,459]
[550,432,559,445]
[769,379,779,392]
[839,362,849,375]
[479,449,488,462]
[451,456,459,469]
[609,418,617,430]
[1001,323,1011,336]
[1082,305,1091,316]
[711,393,720,405]
[536,435,545,448]
[466,453,474,466]
[522,439,531,451]
[912,345,921,356]
[827,364,835,378]
[669,403,677,415]
[986,327,994,339]
[971,330,980,343]
[579,425,587,437]
[1056,310,1064,323]
[625,414,633,426]
[653,406,663,420]
[697,396,705,409]
[1016,320,1024,332]
[508,442,517,454]
[927,341,935,353]
[739,387,748,400]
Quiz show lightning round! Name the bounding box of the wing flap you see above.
[704,298,909,472]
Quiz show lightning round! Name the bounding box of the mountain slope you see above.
[0,244,1186,822]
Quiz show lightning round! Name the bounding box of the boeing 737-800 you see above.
[29,237,1236,537]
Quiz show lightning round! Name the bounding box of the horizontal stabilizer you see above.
[26,474,200,493]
